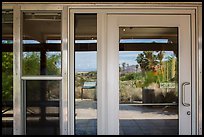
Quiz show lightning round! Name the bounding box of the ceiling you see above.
[2,12,177,43]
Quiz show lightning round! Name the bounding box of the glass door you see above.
[106,14,192,135]
[21,11,62,135]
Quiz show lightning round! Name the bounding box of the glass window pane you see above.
[2,9,13,135]
[22,12,62,76]
[119,27,178,135]
[25,80,60,135]
[74,14,97,135]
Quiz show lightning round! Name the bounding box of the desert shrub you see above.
[131,88,142,101]
[75,87,96,100]
[81,89,96,99]
[120,81,142,103]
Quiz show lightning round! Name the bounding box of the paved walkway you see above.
[2,99,178,135]
[75,99,178,135]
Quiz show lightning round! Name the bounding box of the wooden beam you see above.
[2,43,177,52]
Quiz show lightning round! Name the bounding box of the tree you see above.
[135,51,165,89]
[2,51,61,101]
[2,52,13,101]
[22,52,41,75]
[122,62,126,71]
[136,53,148,72]
[136,51,159,72]
[46,53,61,75]
[22,52,61,75]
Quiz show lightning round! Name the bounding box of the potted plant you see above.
[135,51,164,103]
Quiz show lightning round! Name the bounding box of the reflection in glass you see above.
[25,80,60,135]
[74,14,97,135]
[2,10,13,135]
[22,12,62,76]
[119,27,178,135]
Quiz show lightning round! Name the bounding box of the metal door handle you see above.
[182,82,190,107]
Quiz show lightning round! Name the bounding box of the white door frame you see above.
[69,7,197,135]
[12,5,67,135]
[107,14,192,135]
[2,2,201,135]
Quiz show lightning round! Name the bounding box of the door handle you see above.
[182,82,190,107]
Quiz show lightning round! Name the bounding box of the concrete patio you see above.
[75,99,178,135]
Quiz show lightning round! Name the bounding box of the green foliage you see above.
[120,71,163,89]
[120,72,135,81]
[119,51,178,103]
[2,52,13,101]
[46,53,61,75]
[134,51,167,88]
[143,71,160,88]
[136,51,163,72]
[22,52,41,75]
[2,51,61,101]
[136,53,149,72]
[22,52,61,75]
[2,52,13,72]
[120,72,144,81]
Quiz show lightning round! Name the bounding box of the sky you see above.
[75,51,175,72]
[75,52,97,72]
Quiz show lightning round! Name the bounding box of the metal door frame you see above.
[2,2,201,135]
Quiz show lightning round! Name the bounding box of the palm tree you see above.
[136,51,158,72]
[122,62,126,72]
